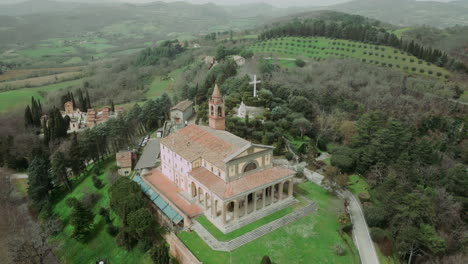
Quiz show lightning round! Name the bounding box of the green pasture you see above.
[50,159,152,264]
[146,68,184,99]
[178,182,359,264]
[391,27,413,38]
[0,79,82,112]
[19,46,77,58]
[250,37,450,80]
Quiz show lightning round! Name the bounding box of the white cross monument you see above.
[249,74,261,97]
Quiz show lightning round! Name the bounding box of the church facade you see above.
[142,84,295,231]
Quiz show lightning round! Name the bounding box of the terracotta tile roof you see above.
[160,124,249,169]
[189,166,295,200]
[116,151,132,168]
[170,100,193,112]
[144,168,203,217]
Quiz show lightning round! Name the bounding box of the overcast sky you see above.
[0,0,460,7]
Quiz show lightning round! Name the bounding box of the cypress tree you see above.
[51,151,72,192]
[78,89,85,111]
[24,105,33,127]
[69,132,84,175]
[85,90,91,109]
[27,149,53,207]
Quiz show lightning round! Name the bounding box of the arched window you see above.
[217,106,223,117]
[210,106,214,116]
[243,162,257,173]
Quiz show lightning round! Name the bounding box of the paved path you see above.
[10,173,28,179]
[303,168,379,264]
[192,199,316,252]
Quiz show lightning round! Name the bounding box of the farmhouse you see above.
[232,55,246,66]
[135,84,295,232]
[116,151,137,176]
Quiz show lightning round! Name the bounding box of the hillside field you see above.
[0,79,82,112]
[250,37,450,80]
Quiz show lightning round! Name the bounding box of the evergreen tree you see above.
[66,198,94,241]
[85,89,91,109]
[24,105,33,127]
[260,256,272,264]
[69,132,84,175]
[51,151,72,192]
[150,243,170,264]
[27,150,53,207]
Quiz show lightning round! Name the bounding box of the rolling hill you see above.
[324,0,468,27]
[250,36,450,79]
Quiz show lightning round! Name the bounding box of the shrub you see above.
[445,75,450,79]
[362,59,366,62]
[381,62,386,66]
[410,59,414,62]
[418,61,422,64]
[388,64,392,67]
[404,66,409,70]
[107,224,119,237]
[388,55,392,58]
[363,51,367,55]
[402,58,406,61]
[381,55,385,58]
[412,67,416,71]
[285,152,294,161]
[394,56,398,59]
[295,59,306,67]
[396,65,400,68]
[394,50,398,53]
[437,72,442,76]
[428,70,433,74]
[334,244,347,256]
[370,227,388,242]
[364,205,388,227]
[93,175,104,189]
[82,191,101,208]
[342,224,353,233]
[420,69,425,73]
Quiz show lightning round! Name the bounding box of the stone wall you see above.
[164,232,202,264]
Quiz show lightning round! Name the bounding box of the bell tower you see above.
[209,83,225,130]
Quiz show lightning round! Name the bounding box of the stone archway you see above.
[198,187,204,204]
[205,193,211,210]
[191,182,197,197]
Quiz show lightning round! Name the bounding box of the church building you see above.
[135,84,295,232]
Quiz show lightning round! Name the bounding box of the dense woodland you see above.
[0,10,467,264]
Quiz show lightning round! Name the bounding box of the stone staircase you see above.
[191,198,316,252]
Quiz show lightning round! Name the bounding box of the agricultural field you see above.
[178,182,359,264]
[0,66,83,82]
[0,71,82,90]
[250,37,450,80]
[0,79,82,113]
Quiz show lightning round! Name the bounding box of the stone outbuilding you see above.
[170,100,194,129]
[116,151,136,176]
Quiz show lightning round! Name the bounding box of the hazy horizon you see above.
[0,0,461,8]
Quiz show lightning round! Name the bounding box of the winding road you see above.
[303,168,380,264]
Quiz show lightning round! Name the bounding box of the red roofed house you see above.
[116,151,135,176]
[140,84,295,232]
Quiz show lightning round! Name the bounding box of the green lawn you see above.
[250,36,450,80]
[0,79,82,112]
[347,174,370,196]
[178,182,359,264]
[50,159,152,264]
[146,68,184,99]
[196,197,308,242]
